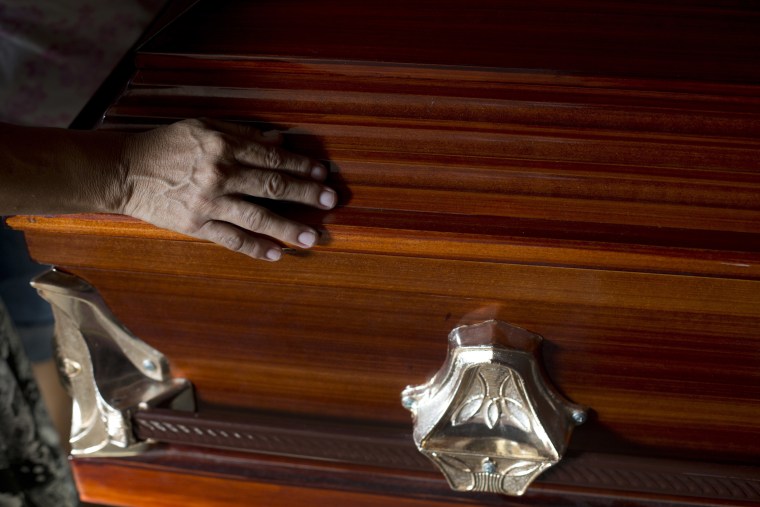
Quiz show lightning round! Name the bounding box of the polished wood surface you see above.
[73,446,760,507]
[18,235,760,463]
[8,0,760,504]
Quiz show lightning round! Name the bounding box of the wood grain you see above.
[8,0,760,504]
[16,236,760,462]
[73,459,476,507]
[9,213,760,280]
[71,446,760,507]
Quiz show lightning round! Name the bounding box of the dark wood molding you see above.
[131,408,760,505]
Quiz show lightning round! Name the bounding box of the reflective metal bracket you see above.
[32,269,195,457]
[402,320,586,496]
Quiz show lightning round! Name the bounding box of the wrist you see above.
[75,129,133,215]
[108,131,135,215]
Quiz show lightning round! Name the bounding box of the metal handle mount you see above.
[401,320,586,496]
[32,269,195,457]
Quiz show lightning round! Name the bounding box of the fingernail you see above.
[319,189,337,208]
[266,248,282,261]
[310,164,327,181]
[297,230,317,248]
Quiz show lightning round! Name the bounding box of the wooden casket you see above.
[8,0,760,505]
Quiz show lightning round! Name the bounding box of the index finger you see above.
[234,141,328,182]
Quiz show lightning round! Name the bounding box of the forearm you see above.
[1,118,337,261]
[0,123,128,215]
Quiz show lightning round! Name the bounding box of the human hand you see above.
[118,119,337,261]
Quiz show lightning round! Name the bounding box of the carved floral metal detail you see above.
[402,320,586,496]
[452,368,532,431]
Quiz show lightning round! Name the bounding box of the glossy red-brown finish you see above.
[71,446,760,507]
[16,232,760,462]
[8,0,760,504]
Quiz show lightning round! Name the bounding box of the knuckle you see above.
[184,118,205,129]
[242,206,269,231]
[203,132,228,156]
[173,118,199,133]
[262,172,287,199]
[176,219,199,235]
[176,118,207,139]
[178,215,207,235]
[264,146,283,168]
[250,242,271,260]
[186,192,215,214]
[297,156,312,174]
[220,233,245,252]
[196,164,226,190]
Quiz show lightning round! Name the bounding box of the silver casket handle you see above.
[31,269,194,457]
[402,320,586,496]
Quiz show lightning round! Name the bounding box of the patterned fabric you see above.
[0,229,54,364]
[0,301,78,506]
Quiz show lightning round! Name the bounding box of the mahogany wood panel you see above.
[8,0,760,504]
[73,458,479,507]
[72,446,760,507]
[11,213,760,280]
[92,4,760,261]
[104,66,760,242]
[16,230,760,463]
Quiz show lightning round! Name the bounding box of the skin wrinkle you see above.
[119,119,333,259]
[1,118,336,261]
[114,135,134,216]
[263,172,286,200]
